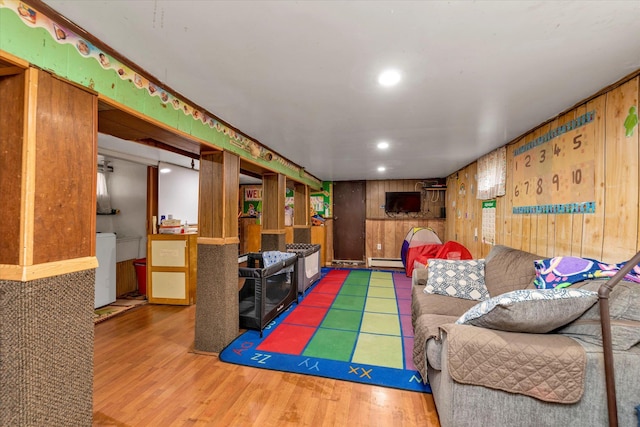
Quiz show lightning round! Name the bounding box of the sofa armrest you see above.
[412,268,429,286]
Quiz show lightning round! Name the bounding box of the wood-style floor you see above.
[93,304,441,426]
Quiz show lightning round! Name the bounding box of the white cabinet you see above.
[95,233,116,308]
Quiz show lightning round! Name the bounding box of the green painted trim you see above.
[0,1,321,188]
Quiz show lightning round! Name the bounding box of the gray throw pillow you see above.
[425,259,488,301]
[456,288,598,333]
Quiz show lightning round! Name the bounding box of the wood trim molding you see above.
[197,237,240,246]
[0,66,24,77]
[20,67,38,266]
[0,256,99,282]
[0,49,29,68]
[146,166,159,235]
[261,229,286,235]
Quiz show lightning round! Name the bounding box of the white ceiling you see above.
[44,1,640,181]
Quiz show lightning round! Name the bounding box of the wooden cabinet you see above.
[147,234,197,305]
[311,226,326,266]
[245,223,262,253]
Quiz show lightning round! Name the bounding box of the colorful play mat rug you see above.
[220,268,431,393]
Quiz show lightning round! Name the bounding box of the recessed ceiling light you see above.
[377,141,389,150]
[378,69,401,87]
[377,166,386,172]
[159,167,172,174]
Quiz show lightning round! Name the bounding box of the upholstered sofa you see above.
[411,245,640,427]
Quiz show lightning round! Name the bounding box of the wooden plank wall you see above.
[444,163,483,257]
[365,180,446,260]
[366,218,445,261]
[366,179,445,219]
[446,76,640,263]
[0,71,24,265]
[116,260,138,297]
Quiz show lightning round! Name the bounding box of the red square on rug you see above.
[312,281,343,295]
[325,270,350,279]
[284,306,328,327]
[299,292,337,308]
[257,324,316,355]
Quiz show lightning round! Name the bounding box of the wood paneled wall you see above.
[32,71,97,264]
[363,180,446,260]
[116,260,138,297]
[366,218,445,260]
[444,162,483,257]
[366,179,445,219]
[446,76,640,263]
[0,70,25,265]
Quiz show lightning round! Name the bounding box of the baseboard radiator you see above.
[368,257,404,268]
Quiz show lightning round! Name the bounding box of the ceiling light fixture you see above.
[377,166,386,172]
[378,69,401,87]
[159,167,172,174]
[377,141,389,150]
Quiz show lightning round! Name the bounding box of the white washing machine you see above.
[95,232,116,308]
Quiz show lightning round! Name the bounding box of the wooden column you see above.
[0,64,97,426]
[146,166,159,234]
[261,173,286,251]
[293,182,311,243]
[195,150,240,353]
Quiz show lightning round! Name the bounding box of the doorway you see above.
[332,181,366,263]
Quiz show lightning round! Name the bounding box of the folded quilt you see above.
[412,314,458,381]
[440,324,587,404]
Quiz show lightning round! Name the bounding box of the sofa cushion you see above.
[484,245,541,296]
[412,285,478,326]
[455,288,598,333]
[560,279,640,350]
[424,259,488,301]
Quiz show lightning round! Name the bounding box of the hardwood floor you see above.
[93,304,441,426]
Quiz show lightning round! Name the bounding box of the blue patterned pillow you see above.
[424,259,488,301]
[456,288,598,333]
[534,256,640,289]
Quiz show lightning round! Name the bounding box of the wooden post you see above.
[261,173,286,251]
[293,182,311,243]
[0,66,97,426]
[195,150,241,353]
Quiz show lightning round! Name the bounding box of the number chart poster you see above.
[512,111,596,214]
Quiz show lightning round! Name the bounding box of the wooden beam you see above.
[198,151,239,240]
[293,182,309,227]
[262,173,285,232]
[0,66,24,77]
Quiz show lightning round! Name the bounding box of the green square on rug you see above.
[339,284,368,297]
[321,308,363,331]
[332,294,366,311]
[303,328,358,361]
